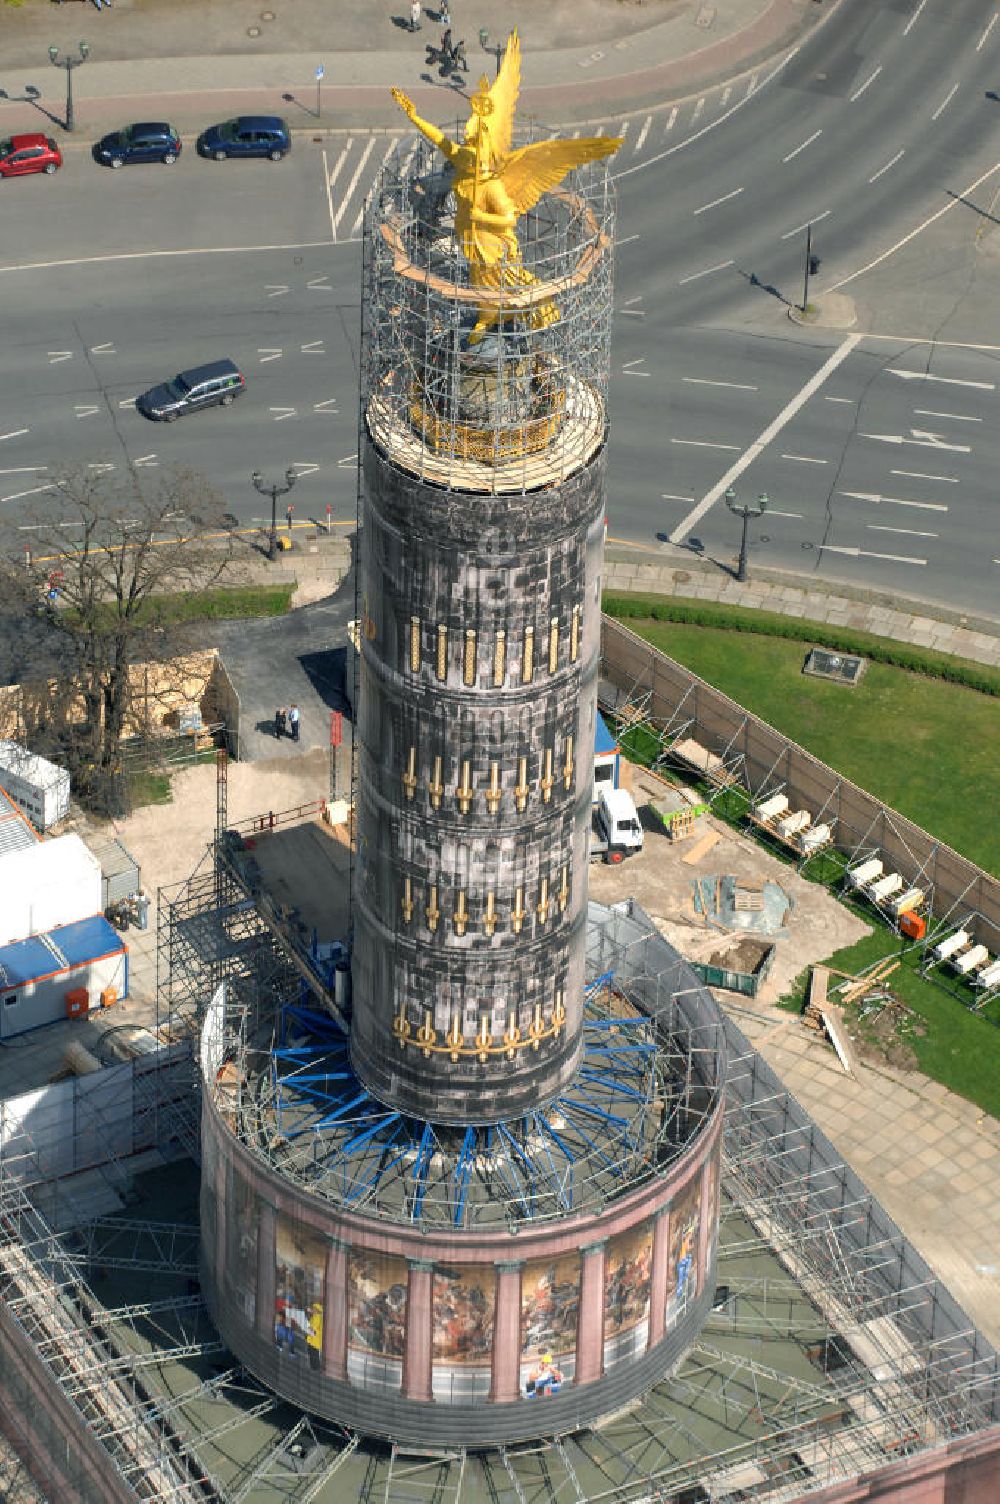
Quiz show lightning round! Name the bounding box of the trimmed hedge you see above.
[602,594,1000,698]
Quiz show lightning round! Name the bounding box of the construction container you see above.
[0,915,127,1039]
[0,783,40,859]
[690,937,776,998]
[86,834,141,911]
[593,711,620,804]
[0,741,70,831]
[899,911,926,941]
[0,833,102,947]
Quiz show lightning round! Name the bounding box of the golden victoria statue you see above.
[391,30,621,343]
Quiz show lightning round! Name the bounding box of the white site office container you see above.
[0,742,70,831]
[0,834,102,947]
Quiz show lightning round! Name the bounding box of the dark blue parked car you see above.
[94,122,182,168]
[197,116,291,162]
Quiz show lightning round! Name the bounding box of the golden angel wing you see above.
[499,136,622,216]
[485,28,521,162]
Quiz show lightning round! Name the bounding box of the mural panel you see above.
[432,1264,495,1404]
[274,1216,326,1371]
[603,1220,653,1369]
[227,1163,258,1326]
[704,1142,721,1262]
[346,1248,408,1392]
[665,1167,702,1330]
[520,1251,580,1397]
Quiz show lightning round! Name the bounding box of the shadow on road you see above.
[738,268,795,308]
[945,188,1000,226]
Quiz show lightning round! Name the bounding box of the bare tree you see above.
[0,466,238,811]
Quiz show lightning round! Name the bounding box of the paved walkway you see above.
[2,0,837,132]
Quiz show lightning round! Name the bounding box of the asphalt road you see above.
[1,0,998,611]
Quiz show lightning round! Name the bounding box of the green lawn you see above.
[616,619,1000,877]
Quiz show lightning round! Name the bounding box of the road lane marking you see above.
[889,369,994,389]
[313,398,339,412]
[678,259,734,285]
[257,348,282,362]
[977,12,998,50]
[133,454,158,467]
[1,484,54,503]
[291,462,321,476]
[269,406,297,421]
[325,137,353,191]
[620,296,645,318]
[912,408,981,422]
[0,430,29,442]
[840,490,948,511]
[662,493,694,502]
[720,86,731,107]
[931,83,959,120]
[867,523,938,537]
[693,187,743,216]
[90,341,115,355]
[333,137,378,234]
[746,73,758,97]
[860,428,970,452]
[74,405,100,419]
[829,160,1000,290]
[691,97,705,123]
[0,467,46,475]
[118,397,137,409]
[783,130,821,163]
[825,396,853,403]
[682,377,758,390]
[764,509,803,518]
[48,351,73,364]
[670,333,863,544]
[622,359,649,377]
[338,452,358,467]
[780,209,830,240]
[321,146,337,241]
[616,233,640,246]
[820,544,925,565]
[890,469,959,482]
[265,284,290,297]
[665,106,678,133]
[634,116,652,152]
[903,0,927,36]
[87,462,115,473]
[780,453,827,464]
[850,66,882,102]
[306,275,331,290]
[301,341,325,354]
[671,438,740,450]
[869,150,904,184]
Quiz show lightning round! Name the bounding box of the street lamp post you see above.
[48,42,89,134]
[478,28,503,77]
[724,486,768,584]
[252,467,297,562]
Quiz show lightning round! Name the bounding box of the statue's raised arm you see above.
[390,88,459,162]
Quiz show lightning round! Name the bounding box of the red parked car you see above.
[0,134,63,178]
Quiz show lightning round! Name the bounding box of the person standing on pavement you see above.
[409,0,422,31]
[439,0,450,25]
[275,706,286,739]
[289,704,301,743]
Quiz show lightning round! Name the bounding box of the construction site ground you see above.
[2,744,999,1353]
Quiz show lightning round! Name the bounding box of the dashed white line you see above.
[840,490,948,512]
[932,83,959,120]
[257,348,283,363]
[270,406,297,421]
[301,341,325,354]
[890,469,959,483]
[976,12,998,50]
[671,438,741,450]
[783,129,822,163]
[665,106,678,133]
[825,396,854,404]
[0,466,45,475]
[133,454,158,468]
[903,0,927,37]
[780,453,827,464]
[1,484,53,503]
[720,86,732,107]
[693,187,744,216]
[265,284,290,298]
[48,351,73,364]
[622,358,650,378]
[912,408,981,422]
[118,397,137,409]
[0,430,29,442]
[821,545,925,565]
[670,333,863,544]
[90,341,115,355]
[682,377,758,391]
[745,73,758,97]
[866,523,938,537]
[662,493,694,503]
[850,66,882,102]
[691,97,705,123]
[615,233,640,247]
[869,149,905,184]
[764,509,803,518]
[678,259,734,285]
[634,115,652,152]
[780,209,831,240]
[74,404,100,419]
[313,398,339,412]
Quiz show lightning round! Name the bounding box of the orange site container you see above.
[65,987,89,1020]
[899,911,926,941]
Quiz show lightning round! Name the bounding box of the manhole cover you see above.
[247,24,262,36]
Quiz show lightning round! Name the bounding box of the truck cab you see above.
[592,787,643,864]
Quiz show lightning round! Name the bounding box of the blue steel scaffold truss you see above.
[252,973,699,1231]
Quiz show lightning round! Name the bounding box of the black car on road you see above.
[137,359,246,422]
[95,122,182,168]
[197,116,291,162]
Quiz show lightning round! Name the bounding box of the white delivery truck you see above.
[590,787,644,864]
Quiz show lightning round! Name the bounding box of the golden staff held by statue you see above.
[391,30,621,344]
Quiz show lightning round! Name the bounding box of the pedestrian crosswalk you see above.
[319,74,761,241]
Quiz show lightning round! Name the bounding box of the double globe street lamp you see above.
[252,468,297,562]
[724,486,768,584]
[48,41,89,134]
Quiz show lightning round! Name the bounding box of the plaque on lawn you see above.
[803,648,867,686]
